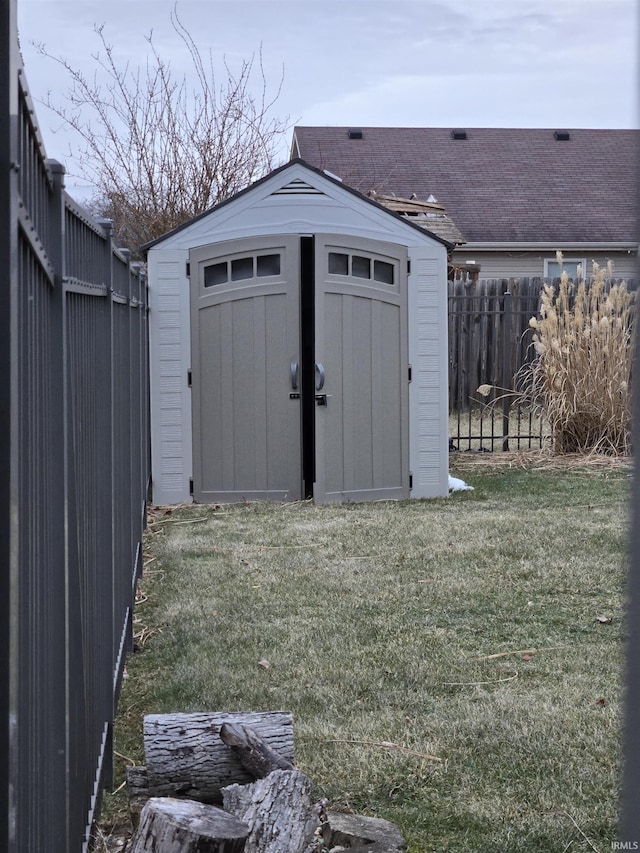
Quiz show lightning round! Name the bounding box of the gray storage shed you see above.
[145,159,450,505]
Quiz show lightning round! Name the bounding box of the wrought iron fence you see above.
[1,10,149,852]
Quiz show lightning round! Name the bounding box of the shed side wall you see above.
[148,249,192,505]
[408,249,449,498]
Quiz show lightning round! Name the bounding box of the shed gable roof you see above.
[292,127,639,245]
[143,158,453,252]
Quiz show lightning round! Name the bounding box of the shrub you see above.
[524,258,634,455]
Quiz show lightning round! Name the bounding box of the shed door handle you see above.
[290,361,299,390]
[315,362,325,391]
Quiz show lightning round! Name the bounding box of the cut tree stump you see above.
[144,711,294,803]
[222,769,320,853]
[129,797,250,853]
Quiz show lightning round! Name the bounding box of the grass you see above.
[99,460,630,852]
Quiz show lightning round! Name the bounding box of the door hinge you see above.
[189,478,194,496]
[186,262,190,278]
[187,368,192,387]
[407,259,411,276]
[408,365,412,382]
[409,473,413,489]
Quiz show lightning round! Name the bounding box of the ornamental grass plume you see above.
[525,257,634,455]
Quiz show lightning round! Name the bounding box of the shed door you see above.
[190,236,301,502]
[314,235,409,502]
[190,234,409,503]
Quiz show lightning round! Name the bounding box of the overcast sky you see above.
[16,0,638,196]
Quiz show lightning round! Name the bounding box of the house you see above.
[144,158,452,506]
[291,127,639,281]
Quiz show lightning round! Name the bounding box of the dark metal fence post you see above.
[0,2,18,849]
[45,159,69,850]
[501,291,512,451]
[101,218,118,798]
[620,158,640,844]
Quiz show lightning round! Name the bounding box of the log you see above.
[222,769,320,853]
[219,722,294,778]
[128,797,249,853]
[322,810,407,852]
[144,711,294,803]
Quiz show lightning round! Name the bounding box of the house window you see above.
[544,258,586,281]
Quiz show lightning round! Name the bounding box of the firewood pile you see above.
[125,711,407,853]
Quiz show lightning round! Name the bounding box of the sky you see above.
[16,0,639,198]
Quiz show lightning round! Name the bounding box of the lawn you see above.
[100,458,630,852]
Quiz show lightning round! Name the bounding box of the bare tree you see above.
[36,8,289,251]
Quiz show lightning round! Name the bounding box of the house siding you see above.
[451,248,637,282]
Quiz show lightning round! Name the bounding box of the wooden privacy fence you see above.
[448,277,636,450]
[0,9,149,853]
[448,278,543,450]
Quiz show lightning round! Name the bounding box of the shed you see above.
[145,159,451,505]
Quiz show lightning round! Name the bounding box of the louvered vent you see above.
[272,178,325,196]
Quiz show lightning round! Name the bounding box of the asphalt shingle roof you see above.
[292,127,639,244]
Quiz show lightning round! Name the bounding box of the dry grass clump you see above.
[523,257,634,455]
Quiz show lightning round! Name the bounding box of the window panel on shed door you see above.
[257,253,281,277]
[231,257,254,281]
[374,259,394,284]
[203,252,283,287]
[204,262,228,287]
[328,252,349,276]
[352,255,371,279]
[327,249,397,285]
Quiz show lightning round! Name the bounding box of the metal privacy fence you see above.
[448,276,636,451]
[0,8,149,853]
